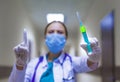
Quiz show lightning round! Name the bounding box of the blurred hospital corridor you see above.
[0,0,120,82]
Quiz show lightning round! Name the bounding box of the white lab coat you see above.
[9,53,98,82]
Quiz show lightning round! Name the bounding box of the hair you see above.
[44,21,68,39]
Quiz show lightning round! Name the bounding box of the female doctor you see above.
[9,21,101,82]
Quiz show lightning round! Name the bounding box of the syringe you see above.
[76,12,92,53]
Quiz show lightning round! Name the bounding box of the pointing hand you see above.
[13,29,31,67]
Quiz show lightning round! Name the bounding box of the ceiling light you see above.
[46,13,64,23]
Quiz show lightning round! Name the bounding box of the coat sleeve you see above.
[8,58,39,82]
[72,55,98,73]
[8,64,26,82]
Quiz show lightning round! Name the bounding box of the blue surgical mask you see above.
[45,33,66,54]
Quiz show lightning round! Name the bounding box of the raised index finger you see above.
[23,28,28,45]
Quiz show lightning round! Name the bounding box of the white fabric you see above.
[9,53,98,82]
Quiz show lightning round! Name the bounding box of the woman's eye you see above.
[48,30,54,34]
[57,31,63,34]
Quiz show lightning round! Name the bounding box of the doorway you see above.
[100,11,115,82]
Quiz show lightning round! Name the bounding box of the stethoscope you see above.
[31,53,73,82]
